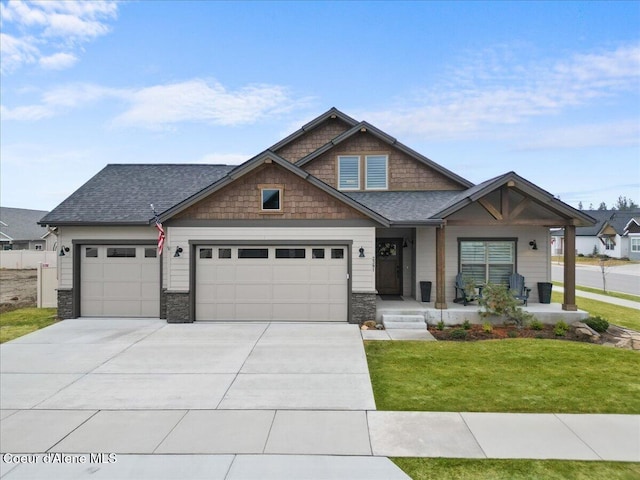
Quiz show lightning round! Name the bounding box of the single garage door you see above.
[196,245,348,321]
[81,245,160,317]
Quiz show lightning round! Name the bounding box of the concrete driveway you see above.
[1,319,375,411]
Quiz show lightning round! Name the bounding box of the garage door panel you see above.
[81,245,159,318]
[195,244,348,322]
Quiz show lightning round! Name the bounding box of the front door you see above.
[376,239,402,295]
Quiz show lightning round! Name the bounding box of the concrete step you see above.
[382,314,426,330]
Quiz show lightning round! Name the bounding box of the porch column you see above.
[563,224,577,311]
[435,225,447,309]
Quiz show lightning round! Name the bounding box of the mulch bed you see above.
[428,324,588,342]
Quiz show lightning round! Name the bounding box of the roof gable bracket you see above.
[478,198,502,220]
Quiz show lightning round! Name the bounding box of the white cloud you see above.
[1,79,303,128]
[0,0,118,74]
[516,120,640,150]
[39,52,78,70]
[360,44,640,145]
[113,79,299,128]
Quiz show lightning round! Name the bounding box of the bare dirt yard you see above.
[0,269,37,313]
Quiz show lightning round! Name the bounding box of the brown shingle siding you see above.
[303,132,465,191]
[275,118,351,163]
[176,163,368,220]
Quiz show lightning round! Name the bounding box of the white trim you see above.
[261,188,282,211]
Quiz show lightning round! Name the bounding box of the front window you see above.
[631,238,640,252]
[338,156,360,190]
[365,155,388,190]
[459,240,515,285]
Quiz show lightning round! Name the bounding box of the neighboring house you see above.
[0,207,54,251]
[39,108,595,323]
[551,209,640,259]
[625,217,640,261]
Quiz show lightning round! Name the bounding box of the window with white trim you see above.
[338,156,360,190]
[459,240,515,285]
[631,237,640,252]
[365,155,388,190]
[261,188,281,211]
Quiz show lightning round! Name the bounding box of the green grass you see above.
[393,458,640,480]
[365,340,640,414]
[553,281,640,303]
[551,291,640,331]
[552,256,638,267]
[0,308,58,343]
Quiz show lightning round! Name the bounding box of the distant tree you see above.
[597,202,608,210]
[589,203,594,209]
[613,196,638,210]
[578,201,583,210]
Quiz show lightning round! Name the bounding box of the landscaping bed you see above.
[429,323,585,342]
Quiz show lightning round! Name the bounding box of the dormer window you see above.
[365,155,388,190]
[338,154,388,190]
[338,156,360,190]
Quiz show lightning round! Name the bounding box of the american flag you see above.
[151,204,165,255]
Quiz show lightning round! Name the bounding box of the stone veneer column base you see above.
[351,292,376,324]
[165,291,192,323]
[57,289,74,319]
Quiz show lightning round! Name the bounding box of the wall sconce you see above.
[174,247,183,258]
[403,239,408,248]
[359,247,365,258]
[529,240,538,250]
[59,246,70,256]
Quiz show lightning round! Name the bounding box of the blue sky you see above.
[1,0,639,212]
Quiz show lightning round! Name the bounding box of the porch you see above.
[375,296,589,327]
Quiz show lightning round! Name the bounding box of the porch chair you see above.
[454,273,481,306]
[508,273,531,306]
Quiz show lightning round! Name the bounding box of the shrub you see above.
[530,318,544,331]
[508,330,518,338]
[462,319,471,330]
[554,320,569,336]
[585,316,609,333]
[479,283,534,327]
[482,322,493,333]
[450,328,468,340]
[436,320,445,331]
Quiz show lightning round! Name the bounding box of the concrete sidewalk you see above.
[555,285,640,310]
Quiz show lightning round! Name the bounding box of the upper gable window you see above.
[365,155,388,190]
[338,156,360,190]
[262,188,281,211]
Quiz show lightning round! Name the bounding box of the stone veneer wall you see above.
[165,292,192,323]
[351,292,376,324]
[57,289,74,319]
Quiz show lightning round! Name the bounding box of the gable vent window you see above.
[338,156,360,190]
[365,155,388,190]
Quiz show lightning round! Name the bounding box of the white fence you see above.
[0,251,57,269]
[37,263,58,308]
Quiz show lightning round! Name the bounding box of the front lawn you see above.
[393,458,640,480]
[0,308,58,343]
[365,340,639,413]
[552,291,640,331]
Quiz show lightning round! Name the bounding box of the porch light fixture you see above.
[359,247,365,258]
[59,246,69,256]
[529,240,538,250]
[174,247,183,258]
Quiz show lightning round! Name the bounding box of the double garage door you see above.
[81,245,160,317]
[195,245,348,321]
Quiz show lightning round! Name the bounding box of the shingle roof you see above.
[0,207,50,240]
[346,191,461,223]
[577,209,640,236]
[39,164,234,225]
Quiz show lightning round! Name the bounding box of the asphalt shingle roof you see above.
[39,164,235,225]
[576,209,640,236]
[1,207,50,240]
[346,191,463,223]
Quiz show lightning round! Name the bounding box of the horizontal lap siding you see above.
[416,226,550,302]
[168,227,376,292]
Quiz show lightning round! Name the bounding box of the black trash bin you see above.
[537,282,552,304]
[420,281,432,302]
